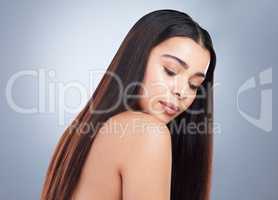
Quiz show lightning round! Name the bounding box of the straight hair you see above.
[41,9,217,200]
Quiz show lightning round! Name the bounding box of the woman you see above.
[41,9,217,200]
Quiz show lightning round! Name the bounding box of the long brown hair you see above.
[41,9,216,200]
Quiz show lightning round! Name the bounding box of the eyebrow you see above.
[161,54,205,78]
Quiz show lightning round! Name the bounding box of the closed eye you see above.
[163,66,176,76]
[189,83,200,91]
[163,66,201,91]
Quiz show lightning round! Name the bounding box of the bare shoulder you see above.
[106,110,170,136]
[77,111,172,199]
[95,110,171,155]
[103,111,171,151]
[97,110,172,168]
[93,110,170,152]
[101,111,172,199]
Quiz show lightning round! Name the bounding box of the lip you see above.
[159,100,180,115]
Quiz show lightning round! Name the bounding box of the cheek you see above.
[183,92,197,108]
[137,68,171,110]
[144,66,169,96]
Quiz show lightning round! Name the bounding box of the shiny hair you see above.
[41,9,216,200]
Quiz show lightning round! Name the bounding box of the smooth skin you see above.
[72,111,171,200]
[72,36,211,200]
[138,36,210,124]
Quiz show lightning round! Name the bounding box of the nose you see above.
[172,76,188,100]
[173,89,187,100]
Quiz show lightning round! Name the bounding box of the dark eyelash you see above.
[163,66,199,91]
[189,84,199,91]
[163,66,176,76]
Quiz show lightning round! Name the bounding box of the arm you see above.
[110,112,172,200]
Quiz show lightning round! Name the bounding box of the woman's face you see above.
[137,36,211,124]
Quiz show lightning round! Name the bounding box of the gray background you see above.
[0,0,276,199]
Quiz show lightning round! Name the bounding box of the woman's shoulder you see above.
[106,110,168,129]
[102,110,171,140]
[97,110,172,169]
[101,111,172,199]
